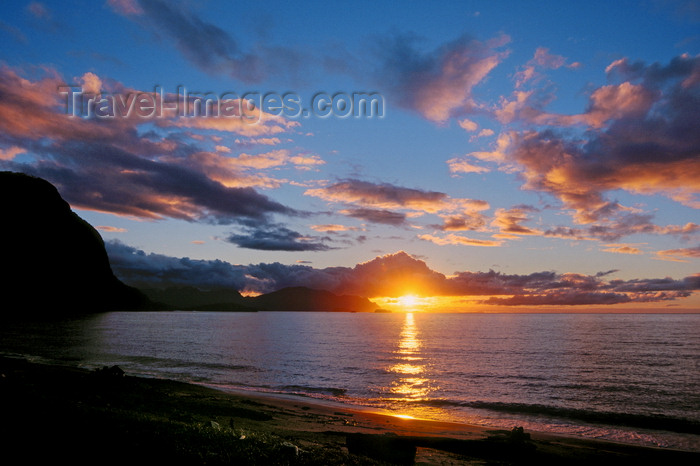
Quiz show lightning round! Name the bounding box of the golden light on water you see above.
[388,312,433,401]
[390,363,423,375]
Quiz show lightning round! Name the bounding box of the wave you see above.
[280,385,348,398]
[423,400,700,434]
[101,355,260,373]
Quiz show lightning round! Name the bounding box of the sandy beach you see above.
[1,356,698,465]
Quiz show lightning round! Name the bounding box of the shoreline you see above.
[2,356,699,465]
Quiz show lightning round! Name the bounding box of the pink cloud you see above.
[26,2,51,20]
[514,47,580,88]
[372,33,509,122]
[458,118,478,132]
[96,225,127,233]
[107,0,144,16]
[0,146,26,161]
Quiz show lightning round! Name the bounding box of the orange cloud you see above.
[166,106,300,137]
[602,244,644,255]
[79,72,103,95]
[305,179,489,220]
[432,213,488,231]
[446,158,490,174]
[306,179,448,212]
[656,246,700,262]
[418,233,502,247]
[491,207,542,238]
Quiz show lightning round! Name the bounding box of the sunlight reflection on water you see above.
[387,313,436,404]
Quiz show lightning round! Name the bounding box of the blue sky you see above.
[1,0,699,310]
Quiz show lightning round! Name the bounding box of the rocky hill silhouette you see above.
[0,171,154,316]
[249,286,377,312]
[141,285,377,313]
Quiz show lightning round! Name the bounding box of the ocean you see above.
[1,311,698,451]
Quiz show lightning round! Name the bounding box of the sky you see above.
[1,0,699,311]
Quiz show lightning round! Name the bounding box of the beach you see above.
[1,356,698,465]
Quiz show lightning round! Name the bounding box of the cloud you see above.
[310,224,361,232]
[96,225,127,233]
[110,0,304,84]
[488,54,700,239]
[485,291,635,306]
[11,157,294,223]
[0,20,27,44]
[25,1,62,32]
[446,158,490,174]
[602,244,644,255]
[306,179,491,230]
[431,212,488,231]
[369,33,509,122]
[106,240,251,290]
[542,220,700,243]
[418,233,502,247]
[131,0,263,82]
[338,207,406,226]
[165,105,300,137]
[458,118,479,132]
[26,2,51,20]
[106,0,143,16]
[656,245,700,262]
[79,72,103,95]
[226,223,332,251]
[106,244,700,305]
[515,47,581,88]
[0,65,301,226]
[306,179,448,212]
[491,206,542,238]
[168,149,324,189]
[0,146,26,161]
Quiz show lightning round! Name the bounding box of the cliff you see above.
[0,171,154,315]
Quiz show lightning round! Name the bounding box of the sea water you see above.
[1,311,698,451]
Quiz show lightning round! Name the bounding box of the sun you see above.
[397,294,419,308]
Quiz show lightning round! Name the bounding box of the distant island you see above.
[140,284,378,313]
[0,172,377,316]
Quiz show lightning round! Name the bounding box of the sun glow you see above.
[397,294,419,308]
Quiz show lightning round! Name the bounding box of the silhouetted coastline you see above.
[2,356,698,465]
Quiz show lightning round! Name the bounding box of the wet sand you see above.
[1,356,698,465]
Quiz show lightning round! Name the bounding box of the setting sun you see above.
[397,294,419,308]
